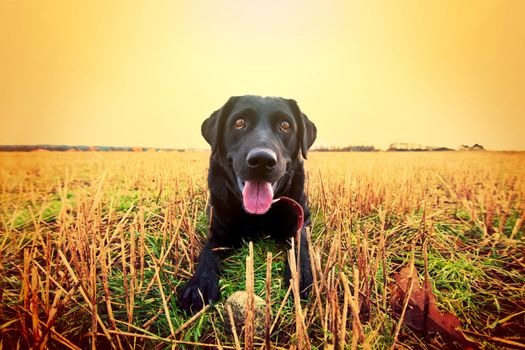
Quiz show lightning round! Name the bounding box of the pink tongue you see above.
[242,180,274,215]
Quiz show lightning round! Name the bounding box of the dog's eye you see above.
[234,119,246,129]
[279,121,291,132]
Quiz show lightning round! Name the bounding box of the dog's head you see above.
[202,95,316,215]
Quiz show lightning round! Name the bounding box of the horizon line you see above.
[1,144,524,152]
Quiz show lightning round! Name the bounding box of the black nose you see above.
[246,148,277,170]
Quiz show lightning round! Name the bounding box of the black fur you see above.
[179,95,317,314]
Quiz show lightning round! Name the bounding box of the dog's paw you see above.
[179,272,219,314]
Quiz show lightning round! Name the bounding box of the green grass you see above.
[0,151,524,349]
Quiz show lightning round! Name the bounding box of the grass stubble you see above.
[0,151,523,349]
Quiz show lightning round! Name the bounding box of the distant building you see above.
[459,144,485,151]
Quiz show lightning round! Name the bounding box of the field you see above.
[0,151,524,349]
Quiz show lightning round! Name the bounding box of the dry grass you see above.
[0,151,524,349]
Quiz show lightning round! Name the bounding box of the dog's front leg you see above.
[284,227,313,299]
[179,240,221,314]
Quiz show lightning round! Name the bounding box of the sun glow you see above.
[1,0,524,150]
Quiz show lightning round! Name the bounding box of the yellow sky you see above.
[1,0,524,150]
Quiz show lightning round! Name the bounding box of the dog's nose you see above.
[246,148,277,170]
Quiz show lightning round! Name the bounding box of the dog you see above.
[179,95,317,314]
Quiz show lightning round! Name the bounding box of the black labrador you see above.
[179,95,317,314]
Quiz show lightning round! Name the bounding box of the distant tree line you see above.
[312,143,486,152]
[0,143,486,153]
[314,145,377,152]
[0,145,184,152]
[386,143,484,152]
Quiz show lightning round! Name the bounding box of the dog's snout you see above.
[246,148,277,170]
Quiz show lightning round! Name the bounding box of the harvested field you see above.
[0,151,524,349]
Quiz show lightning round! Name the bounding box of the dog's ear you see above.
[300,113,317,159]
[201,96,240,157]
[287,99,317,159]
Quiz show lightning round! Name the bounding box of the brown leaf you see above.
[389,265,472,346]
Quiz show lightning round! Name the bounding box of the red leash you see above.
[274,196,304,240]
